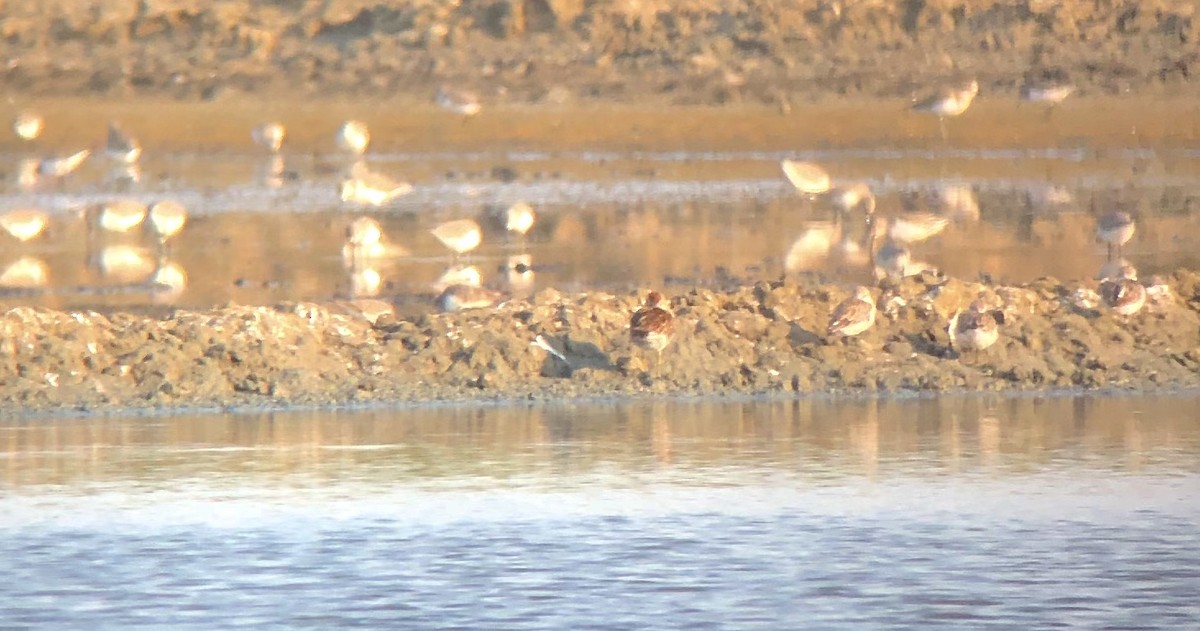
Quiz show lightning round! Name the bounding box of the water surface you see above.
[2,395,1198,628]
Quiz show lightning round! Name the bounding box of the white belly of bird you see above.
[955,326,998,351]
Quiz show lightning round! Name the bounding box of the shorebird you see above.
[873,240,912,280]
[1020,77,1074,117]
[1096,211,1135,259]
[13,111,42,141]
[630,291,676,373]
[829,182,875,215]
[20,149,91,188]
[436,86,482,117]
[106,121,142,163]
[887,211,949,244]
[97,199,148,233]
[827,286,877,338]
[337,120,370,155]
[148,199,188,243]
[431,218,482,257]
[505,201,536,238]
[252,122,286,153]
[0,209,49,242]
[1101,276,1147,317]
[436,284,504,312]
[911,79,979,140]
[781,159,832,196]
[949,299,1005,358]
[339,164,413,206]
[342,216,408,265]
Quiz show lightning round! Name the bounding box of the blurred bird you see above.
[106,121,142,163]
[337,120,370,154]
[13,110,42,141]
[1096,211,1135,259]
[630,291,676,373]
[252,122,286,153]
[911,79,979,140]
[781,159,832,196]
[339,163,413,206]
[827,286,877,338]
[949,299,1005,357]
[436,86,482,117]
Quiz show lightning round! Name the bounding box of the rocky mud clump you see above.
[3,272,1200,415]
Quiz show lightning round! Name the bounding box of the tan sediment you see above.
[3,271,1200,415]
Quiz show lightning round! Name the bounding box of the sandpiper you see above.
[873,240,912,280]
[1096,211,1135,259]
[431,218,482,257]
[98,199,148,233]
[1101,276,1146,317]
[337,120,370,155]
[433,264,482,291]
[339,164,413,206]
[911,79,979,140]
[1020,78,1074,109]
[0,209,49,242]
[949,299,1005,356]
[505,201,536,238]
[827,286,877,338]
[252,122,286,153]
[106,121,142,163]
[148,199,188,242]
[23,149,91,186]
[436,284,503,312]
[436,86,482,117]
[13,110,42,141]
[887,211,949,244]
[630,291,676,371]
[781,159,832,196]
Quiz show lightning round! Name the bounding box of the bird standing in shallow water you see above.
[911,79,979,141]
[630,291,676,375]
[106,121,142,163]
[1096,211,1136,260]
[827,286,877,339]
[252,122,286,153]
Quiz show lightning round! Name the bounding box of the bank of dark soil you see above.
[3,271,1200,415]
[3,1,1197,105]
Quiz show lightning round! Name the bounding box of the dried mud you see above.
[3,271,1200,415]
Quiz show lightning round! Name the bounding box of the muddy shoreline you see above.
[4,271,1200,415]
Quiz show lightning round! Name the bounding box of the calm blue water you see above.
[2,396,1199,629]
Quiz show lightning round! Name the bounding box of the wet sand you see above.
[3,271,1200,415]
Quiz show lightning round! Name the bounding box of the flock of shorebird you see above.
[4,76,1157,374]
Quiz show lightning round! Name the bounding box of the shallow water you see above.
[2,395,1199,628]
[3,101,1200,312]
